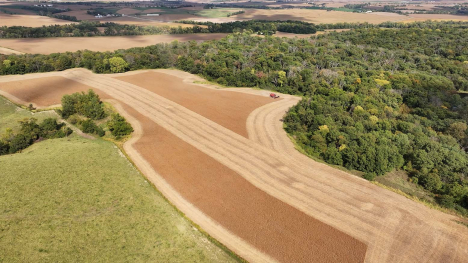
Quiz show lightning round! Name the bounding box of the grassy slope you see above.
[0,96,236,263]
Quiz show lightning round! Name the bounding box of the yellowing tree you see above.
[109,57,128,73]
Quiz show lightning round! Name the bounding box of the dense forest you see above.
[1,21,467,213]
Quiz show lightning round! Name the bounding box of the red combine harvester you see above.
[270,93,280,99]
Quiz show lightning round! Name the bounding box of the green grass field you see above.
[0,96,237,262]
[196,8,243,18]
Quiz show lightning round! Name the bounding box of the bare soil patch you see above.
[0,76,109,108]
[114,71,273,137]
[0,13,75,27]
[0,33,227,54]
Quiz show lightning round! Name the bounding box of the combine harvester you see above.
[270,93,280,99]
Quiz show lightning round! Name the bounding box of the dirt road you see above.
[0,69,467,262]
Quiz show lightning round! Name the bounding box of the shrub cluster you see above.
[61,90,106,120]
[0,118,72,155]
[60,91,133,139]
[80,119,105,137]
[107,113,133,138]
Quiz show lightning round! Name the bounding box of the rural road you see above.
[0,68,467,262]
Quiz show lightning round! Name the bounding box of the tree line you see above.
[2,20,468,39]
[0,21,208,39]
[1,22,467,213]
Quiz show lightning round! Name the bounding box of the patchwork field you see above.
[0,33,227,54]
[0,95,237,263]
[1,69,467,262]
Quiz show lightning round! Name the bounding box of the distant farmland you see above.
[0,13,75,27]
[0,33,227,54]
[234,9,407,24]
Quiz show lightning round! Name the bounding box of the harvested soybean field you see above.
[0,34,227,54]
[1,69,468,262]
[0,13,74,27]
[0,76,105,108]
[0,96,237,263]
[113,71,274,138]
